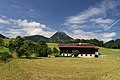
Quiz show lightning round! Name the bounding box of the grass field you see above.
[0,46,9,52]
[99,47,120,55]
[0,43,120,80]
[0,57,120,80]
[47,43,59,49]
[3,39,10,44]
[0,39,10,52]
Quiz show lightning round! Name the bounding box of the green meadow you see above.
[0,43,120,80]
[47,43,59,49]
[0,46,9,53]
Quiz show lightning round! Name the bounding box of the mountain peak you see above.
[24,32,73,42]
[50,31,73,42]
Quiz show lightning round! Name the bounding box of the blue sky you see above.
[0,0,120,42]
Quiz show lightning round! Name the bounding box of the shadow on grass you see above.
[20,57,43,59]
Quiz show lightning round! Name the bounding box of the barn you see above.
[58,43,99,58]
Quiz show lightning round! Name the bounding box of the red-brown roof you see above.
[58,43,98,49]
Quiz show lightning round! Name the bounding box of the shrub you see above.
[35,39,49,57]
[54,54,60,57]
[72,50,79,57]
[0,52,12,63]
[0,38,4,46]
[53,47,59,54]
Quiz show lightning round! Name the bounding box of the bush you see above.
[47,47,53,55]
[35,39,49,57]
[54,54,61,57]
[72,50,79,57]
[0,38,4,46]
[53,47,59,54]
[0,52,12,63]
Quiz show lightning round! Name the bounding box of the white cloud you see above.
[29,9,34,12]
[12,19,41,27]
[68,29,116,42]
[0,18,9,24]
[101,38,113,42]
[65,0,119,26]
[90,18,114,24]
[11,19,49,30]
[101,0,120,10]
[64,0,119,42]
[103,32,116,38]
[0,18,55,38]
[5,29,23,38]
[65,7,104,25]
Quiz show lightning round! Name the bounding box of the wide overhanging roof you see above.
[58,43,98,49]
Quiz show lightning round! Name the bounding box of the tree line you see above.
[1,36,120,62]
[9,36,59,58]
[0,36,59,62]
[56,39,120,49]
[104,39,120,49]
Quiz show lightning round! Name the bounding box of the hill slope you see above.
[0,34,7,38]
[24,32,73,42]
[24,35,49,42]
[50,32,73,42]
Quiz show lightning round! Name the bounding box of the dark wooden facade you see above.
[58,43,99,57]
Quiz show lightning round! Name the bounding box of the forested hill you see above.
[50,32,73,42]
[0,34,7,38]
[104,39,120,49]
[24,32,74,42]
[24,35,49,42]
[1,32,120,49]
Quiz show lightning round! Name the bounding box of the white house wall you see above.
[61,53,72,57]
[77,54,95,58]
[61,53,97,58]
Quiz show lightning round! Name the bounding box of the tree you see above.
[53,47,59,54]
[47,47,52,55]
[35,39,48,57]
[0,52,12,63]
[9,39,15,52]
[0,38,4,46]
[74,39,80,43]
[9,36,25,58]
[22,40,35,58]
[37,39,46,45]
[111,39,120,49]
[72,50,79,57]
[104,40,115,48]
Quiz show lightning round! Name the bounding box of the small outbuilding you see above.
[58,43,99,58]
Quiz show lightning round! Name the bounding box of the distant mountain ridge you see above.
[24,35,49,42]
[24,32,73,42]
[0,34,7,38]
[1,32,120,49]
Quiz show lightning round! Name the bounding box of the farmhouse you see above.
[58,43,99,58]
